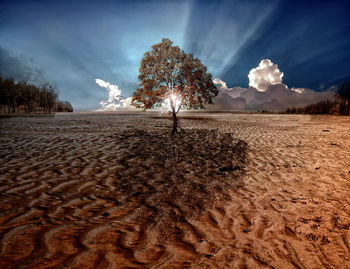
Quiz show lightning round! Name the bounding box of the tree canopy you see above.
[337,82,350,101]
[0,75,73,113]
[132,39,217,110]
[336,82,350,115]
[131,38,218,133]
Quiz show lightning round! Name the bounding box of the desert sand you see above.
[0,112,350,268]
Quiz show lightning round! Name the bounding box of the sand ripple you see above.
[0,115,246,268]
[1,113,350,268]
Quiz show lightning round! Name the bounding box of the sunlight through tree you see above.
[132,38,218,134]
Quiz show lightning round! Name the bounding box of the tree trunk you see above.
[172,111,178,134]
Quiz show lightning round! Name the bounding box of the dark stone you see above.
[219,165,241,172]
[131,191,142,197]
[102,212,110,217]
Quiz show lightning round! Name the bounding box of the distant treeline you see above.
[286,83,350,115]
[0,75,73,114]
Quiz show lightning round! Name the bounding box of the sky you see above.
[0,0,350,111]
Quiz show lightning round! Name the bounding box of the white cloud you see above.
[291,88,304,94]
[210,78,334,111]
[95,78,133,111]
[213,78,227,88]
[96,78,122,102]
[209,58,335,111]
[248,59,284,92]
[121,97,133,108]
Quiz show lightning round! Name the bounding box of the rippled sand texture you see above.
[0,113,350,268]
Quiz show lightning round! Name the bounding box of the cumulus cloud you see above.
[210,80,334,111]
[248,59,284,92]
[210,59,335,111]
[95,79,133,111]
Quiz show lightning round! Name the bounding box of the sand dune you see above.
[0,113,350,268]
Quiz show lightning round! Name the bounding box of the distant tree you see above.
[285,99,348,116]
[21,83,39,113]
[2,77,19,113]
[55,100,73,112]
[336,83,350,115]
[46,84,58,113]
[39,82,58,113]
[0,75,73,114]
[132,38,218,134]
[0,75,6,112]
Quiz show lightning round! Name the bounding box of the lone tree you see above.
[132,38,218,134]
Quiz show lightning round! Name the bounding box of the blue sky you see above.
[1,0,349,110]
